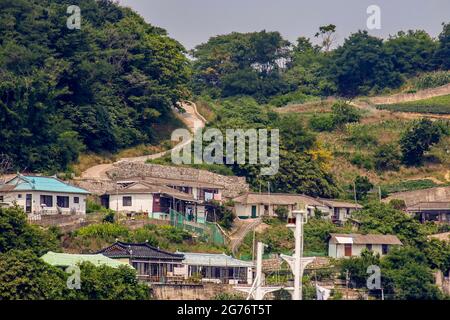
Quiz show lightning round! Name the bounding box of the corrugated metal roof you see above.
[3,175,90,194]
[329,233,402,245]
[176,252,254,268]
[41,251,130,269]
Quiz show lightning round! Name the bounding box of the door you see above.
[26,194,32,213]
[344,244,352,257]
[251,205,257,218]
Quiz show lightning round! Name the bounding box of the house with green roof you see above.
[0,174,90,215]
[41,251,131,269]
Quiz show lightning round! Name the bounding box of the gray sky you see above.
[117,0,450,49]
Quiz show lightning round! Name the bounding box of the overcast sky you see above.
[117,0,450,49]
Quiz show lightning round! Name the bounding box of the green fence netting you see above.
[169,209,225,246]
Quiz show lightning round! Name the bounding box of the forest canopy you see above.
[0,0,190,172]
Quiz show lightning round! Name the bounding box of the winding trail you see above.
[79,101,206,180]
[229,218,262,255]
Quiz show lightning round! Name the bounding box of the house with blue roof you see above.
[0,174,90,215]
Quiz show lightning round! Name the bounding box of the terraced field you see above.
[376,95,450,114]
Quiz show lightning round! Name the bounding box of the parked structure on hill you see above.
[232,192,362,224]
[0,174,90,215]
[328,233,402,258]
[406,201,450,224]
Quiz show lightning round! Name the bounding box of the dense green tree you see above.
[0,206,59,255]
[331,31,402,97]
[0,250,71,300]
[400,119,442,165]
[0,0,190,172]
[191,30,290,101]
[385,30,438,75]
[434,23,450,69]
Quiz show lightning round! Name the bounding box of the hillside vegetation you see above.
[0,0,190,172]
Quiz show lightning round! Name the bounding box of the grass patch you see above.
[377,95,450,114]
[381,179,439,194]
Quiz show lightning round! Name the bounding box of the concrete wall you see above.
[151,283,241,300]
[109,193,153,213]
[385,186,450,207]
[1,191,87,215]
[107,162,249,199]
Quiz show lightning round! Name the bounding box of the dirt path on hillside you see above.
[278,83,450,120]
[79,101,206,180]
[229,218,262,255]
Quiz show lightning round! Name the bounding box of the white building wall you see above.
[109,193,153,213]
[332,243,386,258]
[1,191,87,215]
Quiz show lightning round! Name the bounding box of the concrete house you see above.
[406,201,450,224]
[318,199,363,225]
[102,181,205,222]
[175,252,254,285]
[328,233,402,258]
[232,192,327,219]
[232,192,362,224]
[0,174,89,215]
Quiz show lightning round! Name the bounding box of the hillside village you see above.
[0,0,450,301]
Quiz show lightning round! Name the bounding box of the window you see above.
[382,244,389,255]
[123,196,132,207]
[57,196,69,208]
[366,244,373,251]
[0,196,3,202]
[40,195,53,207]
[18,194,22,199]
[74,197,79,204]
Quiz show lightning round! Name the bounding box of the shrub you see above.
[374,144,401,171]
[346,125,378,147]
[274,207,289,221]
[309,114,336,132]
[331,101,361,127]
[75,223,129,240]
[350,153,374,170]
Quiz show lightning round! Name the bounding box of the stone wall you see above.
[385,186,450,207]
[106,162,249,199]
[150,283,240,300]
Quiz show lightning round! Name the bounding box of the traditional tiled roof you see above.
[106,181,198,202]
[176,252,254,268]
[98,241,184,261]
[406,202,450,212]
[41,251,130,269]
[0,175,89,194]
[232,192,324,207]
[329,233,402,245]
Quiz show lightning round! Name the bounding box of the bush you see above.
[374,144,401,171]
[350,153,374,170]
[309,114,336,132]
[75,223,129,241]
[275,207,289,221]
[346,125,378,148]
[412,71,450,90]
[331,101,361,127]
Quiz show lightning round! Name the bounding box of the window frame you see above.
[123,196,132,207]
[57,196,70,208]
[40,195,53,208]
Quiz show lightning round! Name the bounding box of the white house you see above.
[0,174,90,215]
[328,233,402,258]
[318,199,363,225]
[103,181,205,222]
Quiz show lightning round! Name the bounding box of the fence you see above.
[169,209,225,246]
